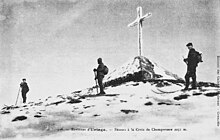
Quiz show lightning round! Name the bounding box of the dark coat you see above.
[185,48,198,70]
[96,63,105,78]
[20,82,29,93]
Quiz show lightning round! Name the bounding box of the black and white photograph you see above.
[0,0,220,139]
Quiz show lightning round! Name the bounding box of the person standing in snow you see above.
[93,58,107,95]
[20,78,29,103]
[183,43,202,90]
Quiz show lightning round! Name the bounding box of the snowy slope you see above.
[0,80,220,140]
[1,56,219,140]
[104,56,182,84]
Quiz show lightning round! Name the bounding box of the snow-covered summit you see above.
[1,56,219,140]
[1,80,219,140]
[104,56,182,85]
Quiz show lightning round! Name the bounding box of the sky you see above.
[0,0,220,106]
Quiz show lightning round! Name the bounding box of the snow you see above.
[1,80,220,140]
[104,56,182,83]
[104,57,140,81]
[1,56,219,140]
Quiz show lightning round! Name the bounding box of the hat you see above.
[98,58,102,61]
[97,58,103,64]
[186,42,193,47]
[22,78,26,81]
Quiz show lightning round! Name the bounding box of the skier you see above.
[93,58,108,95]
[183,43,202,90]
[20,78,29,103]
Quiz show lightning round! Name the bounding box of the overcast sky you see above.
[0,0,219,105]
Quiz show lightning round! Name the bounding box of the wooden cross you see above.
[128,7,152,56]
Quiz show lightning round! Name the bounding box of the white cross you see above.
[128,7,152,56]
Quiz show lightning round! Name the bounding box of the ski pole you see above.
[94,71,99,94]
[15,87,21,106]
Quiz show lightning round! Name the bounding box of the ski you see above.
[79,93,119,99]
[157,88,181,93]
[151,89,164,94]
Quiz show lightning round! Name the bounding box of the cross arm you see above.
[141,13,152,21]
[127,19,138,27]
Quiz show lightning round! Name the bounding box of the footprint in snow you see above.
[158,102,172,105]
[34,115,44,118]
[144,102,153,106]
[204,92,220,97]
[121,109,138,114]
[1,110,10,114]
[2,105,19,110]
[34,102,43,106]
[67,99,82,104]
[93,114,100,117]
[120,100,127,103]
[132,83,139,86]
[22,105,28,108]
[46,100,65,106]
[157,102,180,106]
[12,116,27,122]
[83,106,91,109]
[83,105,95,109]
[174,94,190,101]
[193,93,202,96]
